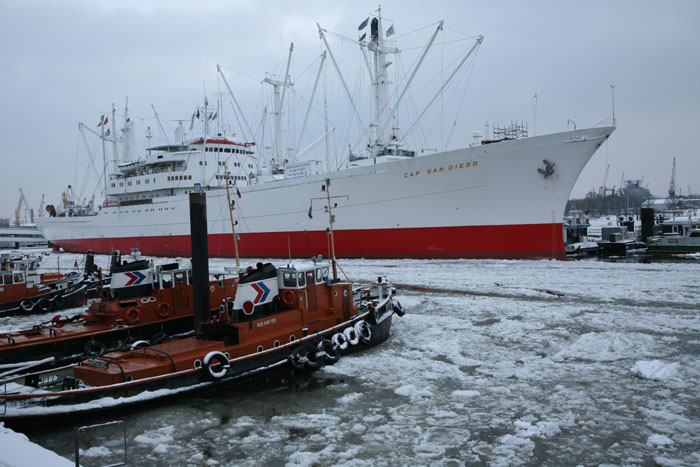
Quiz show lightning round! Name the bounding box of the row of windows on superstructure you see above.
[217,161,248,168]
[206,147,248,154]
[108,164,253,189]
[112,178,157,188]
[0,233,45,238]
[105,207,175,214]
[215,175,246,181]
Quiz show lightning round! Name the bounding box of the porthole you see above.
[193,359,202,369]
[274,340,280,348]
[224,352,230,359]
[257,345,264,353]
[289,335,296,342]
[126,375,134,382]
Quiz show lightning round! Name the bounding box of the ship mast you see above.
[201,97,209,185]
[100,114,107,193]
[111,104,119,171]
[263,43,293,166]
[224,163,241,267]
[371,7,389,151]
[311,178,348,280]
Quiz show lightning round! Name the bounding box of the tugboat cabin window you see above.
[283,272,297,287]
[315,267,329,283]
[13,273,23,283]
[161,273,173,288]
[1,273,11,285]
[280,270,305,288]
[174,272,186,285]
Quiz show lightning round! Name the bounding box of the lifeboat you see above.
[0,260,402,420]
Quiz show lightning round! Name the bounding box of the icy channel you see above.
[3,252,700,465]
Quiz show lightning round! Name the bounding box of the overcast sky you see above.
[1,0,699,222]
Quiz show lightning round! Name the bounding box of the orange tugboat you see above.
[0,253,94,317]
[0,190,403,420]
[0,252,237,373]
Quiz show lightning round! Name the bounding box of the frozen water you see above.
[3,251,700,465]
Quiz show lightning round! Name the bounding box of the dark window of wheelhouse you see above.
[283,272,296,287]
[161,273,173,288]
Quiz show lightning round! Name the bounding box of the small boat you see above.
[0,252,238,374]
[0,260,402,420]
[648,214,700,255]
[0,253,94,317]
[565,241,601,258]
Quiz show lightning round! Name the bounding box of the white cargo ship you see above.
[37,9,614,259]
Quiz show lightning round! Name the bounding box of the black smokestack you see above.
[189,192,210,334]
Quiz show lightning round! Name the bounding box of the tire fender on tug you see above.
[288,344,323,370]
[331,332,348,350]
[354,320,372,345]
[84,339,106,357]
[394,300,406,317]
[317,339,340,364]
[130,340,150,350]
[203,351,230,379]
[343,326,360,346]
[20,300,34,312]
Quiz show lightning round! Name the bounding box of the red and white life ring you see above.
[282,289,297,307]
[156,302,171,319]
[126,308,140,325]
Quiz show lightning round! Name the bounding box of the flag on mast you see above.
[358,17,369,31]
[308,203,313,219]
[359,33,367,41]
[386,25,395,37]
[189,109,196,130]
[236,187,241,198]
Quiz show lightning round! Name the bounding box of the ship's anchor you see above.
[537,159,555,178]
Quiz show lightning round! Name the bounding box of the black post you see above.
[640,207,655,243]
[189,192,210,335]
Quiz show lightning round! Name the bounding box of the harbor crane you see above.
[15,189,33,226]
[668,157,676,199]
